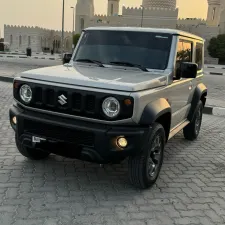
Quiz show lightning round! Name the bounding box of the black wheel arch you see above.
[188,83,207,122]
[139,98,171,141]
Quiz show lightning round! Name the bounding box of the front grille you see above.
[32,86,98,117]
[14,81,134,120]
[24,120,95,146]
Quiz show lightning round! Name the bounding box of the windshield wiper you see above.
[109,61,148,72]
[75,59,105,67]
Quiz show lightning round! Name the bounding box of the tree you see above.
[208,34,225,64]
[73,34,81,47]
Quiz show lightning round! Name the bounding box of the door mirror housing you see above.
[180,62,198,79]
[63,53,72,64]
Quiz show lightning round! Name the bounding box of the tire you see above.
[15,135,50,160]
[183,101,203,141]
[128,123,166,189]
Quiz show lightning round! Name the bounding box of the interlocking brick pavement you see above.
[0,81,225,225]
[0,60,59,79]
[203,75,225,108]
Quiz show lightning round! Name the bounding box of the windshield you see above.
[73,30,172,70]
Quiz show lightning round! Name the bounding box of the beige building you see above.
[75,0,178,34]
[4,0,225,62]
[4,25,72,53]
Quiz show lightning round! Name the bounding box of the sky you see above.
[0,0,208,37]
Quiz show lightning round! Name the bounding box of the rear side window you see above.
[175,39,193,79]
[176,40,192,63]
[195,43,203,70]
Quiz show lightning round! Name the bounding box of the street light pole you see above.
[140,5,144,27]
[71,6,75,52]
[61,0,65,58]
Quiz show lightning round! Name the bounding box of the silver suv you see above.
[9,27,207,189]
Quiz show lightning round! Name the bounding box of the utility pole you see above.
[71,6,75,52]
[140,5,144,27]
[61,0,65,58]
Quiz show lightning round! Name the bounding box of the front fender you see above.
[188,83,207,121]
[139,98,171,125]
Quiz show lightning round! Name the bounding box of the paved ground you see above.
[203,75,225,108]
[1,81,225,225]
[0,59,60,78]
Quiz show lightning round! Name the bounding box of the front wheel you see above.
[128,123,165,189]
[183,101,203,141]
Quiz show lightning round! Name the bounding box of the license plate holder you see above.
[32,136,47,143]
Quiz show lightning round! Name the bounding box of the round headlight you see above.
[102,97,120,118]
[19,84,32,103]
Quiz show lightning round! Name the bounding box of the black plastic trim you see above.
[13,79,134,121]
[188,83,207,121]
[139,98,171,125]
[9,104,148,163]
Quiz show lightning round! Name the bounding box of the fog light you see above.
[12,116,17,125]
[117,137,128,148]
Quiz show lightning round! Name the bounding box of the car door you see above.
[169,38,194,129]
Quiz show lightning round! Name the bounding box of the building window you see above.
[19,35,22,46]
[195,43,203,70]
[212,7,216,20]
[111,3,114,15]
[28,36,31,46]
[80,18,84,30]
[10,35,13,45]
[65,39,69,49]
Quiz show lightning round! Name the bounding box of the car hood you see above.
[20,63,168,92]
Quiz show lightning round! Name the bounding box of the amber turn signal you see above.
[124,99,132,106]
[13,81,19,89]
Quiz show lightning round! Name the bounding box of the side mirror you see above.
[63,53,72,64]
[180,62,198,79]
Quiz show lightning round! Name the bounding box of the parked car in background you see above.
[0,42,10,51]
[63,53,73,64]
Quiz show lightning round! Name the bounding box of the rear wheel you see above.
[183,101,203,141]
[15,134,50,160]
[128,123,165,189]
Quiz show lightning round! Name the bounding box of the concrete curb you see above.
[0,51,61,56]
[0,54,61,61]
[203,106,225,117]
[204,71,225,76]
[206,66,225,69]
[0,76,14,83]
[209,72,224,75]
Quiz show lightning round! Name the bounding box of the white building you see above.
[4,0,225,62]
[4,26,72,53]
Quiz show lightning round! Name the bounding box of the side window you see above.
[175,39,192,79]
[176,40,192,63]
[195,43,203,71]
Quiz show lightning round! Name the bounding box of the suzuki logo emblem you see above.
[58,94,67,105]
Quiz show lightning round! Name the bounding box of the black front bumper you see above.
[9,104,149,163]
